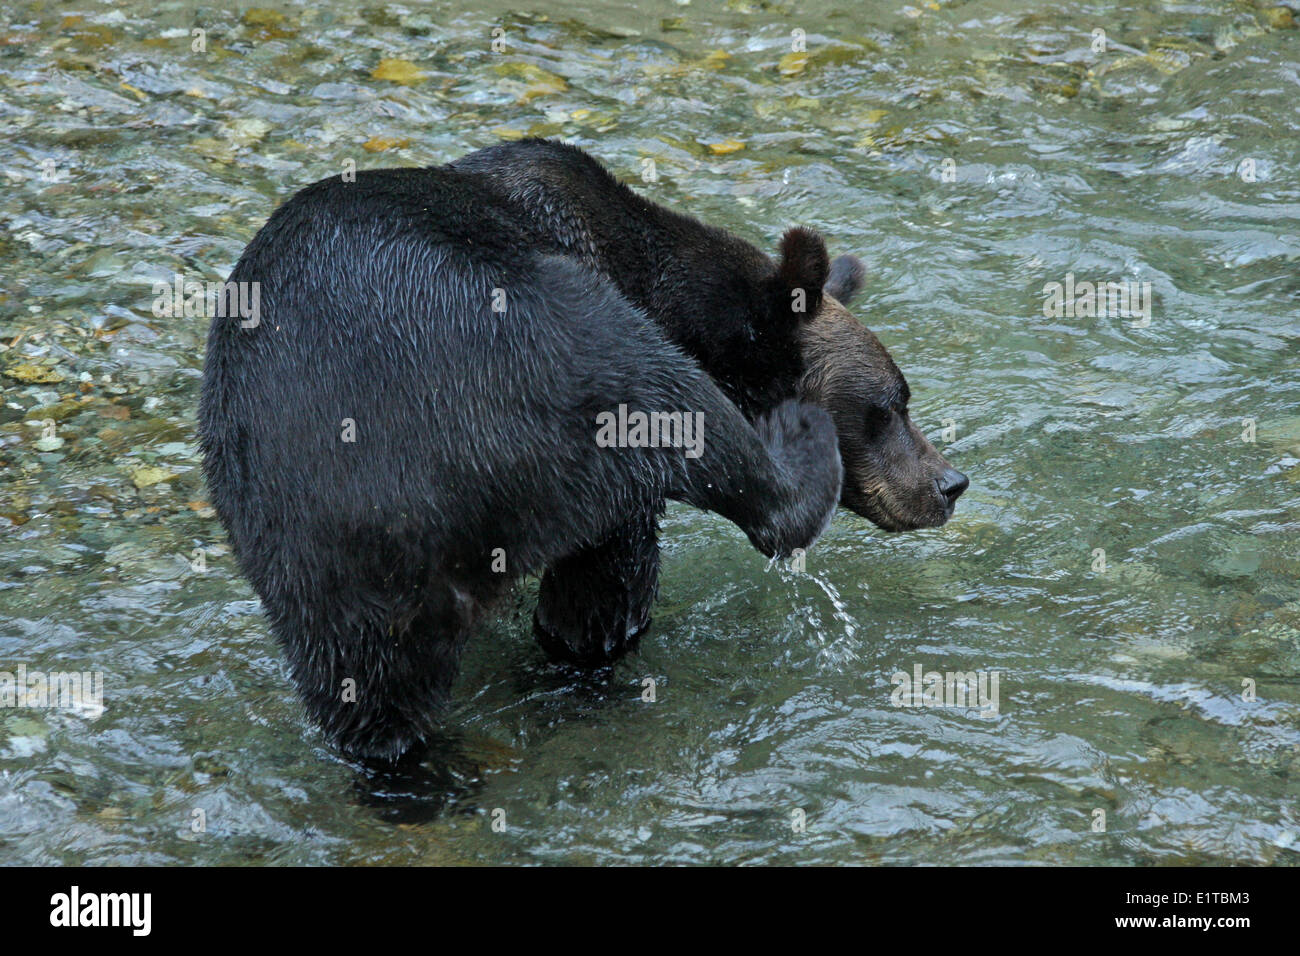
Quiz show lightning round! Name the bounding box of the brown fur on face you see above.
[799,274,967,532]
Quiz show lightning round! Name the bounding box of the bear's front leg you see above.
[533,511,660,666]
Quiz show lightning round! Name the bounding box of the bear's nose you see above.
[937,467,968,510]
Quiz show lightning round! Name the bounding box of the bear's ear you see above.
[775,226,829,322]
[825,254,865,305]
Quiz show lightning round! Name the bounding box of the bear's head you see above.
[790,243,968,532]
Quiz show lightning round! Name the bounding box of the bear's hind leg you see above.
[533,510,660,667]
[277,571,484,762]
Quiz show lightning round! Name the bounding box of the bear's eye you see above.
[864,405,892,430]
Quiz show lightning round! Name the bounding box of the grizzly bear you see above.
[199,165,842,760]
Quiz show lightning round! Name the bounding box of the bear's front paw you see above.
[752,400,842,557]
[533,603,651,667]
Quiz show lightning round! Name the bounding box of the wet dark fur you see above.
[452,140,826,419]
[454,140,966,662]
[199,167,841,760]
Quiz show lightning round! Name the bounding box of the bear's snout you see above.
[937,466,969,516]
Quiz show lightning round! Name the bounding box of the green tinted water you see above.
[1,0,1297,864]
